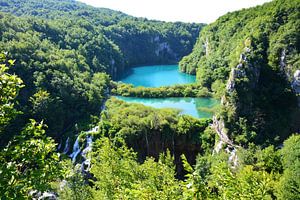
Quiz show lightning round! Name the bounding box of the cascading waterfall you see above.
[81,126,98,171]
[59,131,95,194]
[87,126,99,134]
[62,137,70,154]
[214,140,224,154]
[69,136,81,163]
[67,126,99,165]
[227,148,238,168]
[57,140,62,151]
[29,190,57,200]
[81,135,93,171]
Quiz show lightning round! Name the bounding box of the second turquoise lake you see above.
[117,64,218,118]
[116,96,219,118]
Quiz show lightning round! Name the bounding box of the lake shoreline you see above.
[111,81,213,98]
[114,64,219,118]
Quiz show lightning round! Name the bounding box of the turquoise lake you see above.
[119,65,196,87]
[117,65,218,118]
[116,96,219,118]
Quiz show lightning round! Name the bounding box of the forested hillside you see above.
[0,0,202,71]
[180,0,300,145]
[0,0,299,199]
[0,0,203,141]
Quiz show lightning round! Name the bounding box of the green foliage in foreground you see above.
[111,81,211,98]
[0,54,64,199]
[90,138,182,199]
[0,120,63,199]
[0,53,23,135]
[277,134,300,199]
[1,52,299,199]
[60,132,300,200]
[181,134,300,199]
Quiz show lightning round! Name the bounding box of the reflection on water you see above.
[117,64,219,118]
[116,96,219,118]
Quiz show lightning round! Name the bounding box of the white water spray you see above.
[81,135,93,171]
[69,136,81,163]
[57,140,62,151]
[62,137,70,154]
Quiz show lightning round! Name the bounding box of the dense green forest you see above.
[0,0,299,199]
[111,82,212,98]
[1,58,299,198]
[180,0,300,146]
[0,0,202,71]
[0,0,203,141]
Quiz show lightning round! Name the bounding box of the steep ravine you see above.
[211,48,255,167]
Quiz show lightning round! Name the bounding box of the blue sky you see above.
[78,0,272,23]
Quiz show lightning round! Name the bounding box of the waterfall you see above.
[68,126,99,164]
[29,190,57,200]
[57,140,62,151]
[56,125,99,197]
[81,135,93,171]
[59,180,67,191]
[225,147,238,168]
[81,127,98,171]
[62,137,70,154]
[280,49,286,71]
[214,140,224,154]
[81,158,91,172]
[86,126,99,134]
[69,136,81,163]
[37,192,57,200]
[81,135,93,159]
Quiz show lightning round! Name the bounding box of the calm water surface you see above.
[117,65,218,118]
[116,96,219,118]
[119,65,195,87]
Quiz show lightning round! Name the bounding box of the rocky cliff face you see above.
[125,131,204,179]
[293,70,300,91]
[292,70,300,106]
[279,49,300,107]
[211,48,257,166]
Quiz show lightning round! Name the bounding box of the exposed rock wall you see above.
[292,70,300,107]
[126,131,203,179]
[279,49,300,107]
[212,46,261,167]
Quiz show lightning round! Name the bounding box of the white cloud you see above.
[78,0,272,23]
